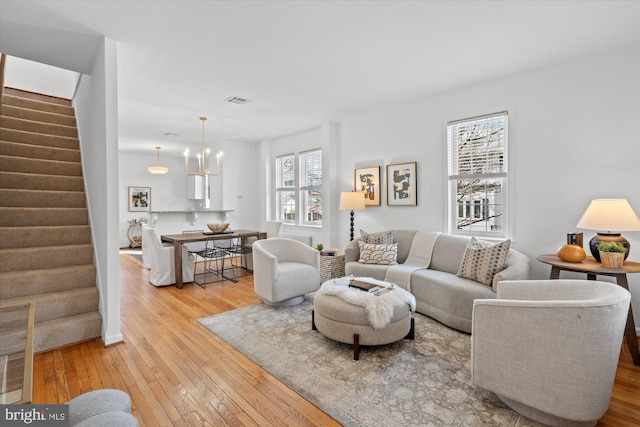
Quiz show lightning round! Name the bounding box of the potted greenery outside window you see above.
[596,241,628,268]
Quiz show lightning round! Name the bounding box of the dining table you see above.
[161,229,266,289]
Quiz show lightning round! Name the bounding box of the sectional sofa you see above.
[344,230,531,333]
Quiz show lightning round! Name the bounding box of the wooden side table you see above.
[537,254,640,366]
[320,254,346,283]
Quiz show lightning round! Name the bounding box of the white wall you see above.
[333,44,640,330]
[74,37,123,346]
[4,55,79,99]
[118,140,260,246]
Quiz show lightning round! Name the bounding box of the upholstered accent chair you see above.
[144,226,195,286]
[252,238,320,306]
[140,224,154,269]
[471,279,630,427]
[67,389,138,426]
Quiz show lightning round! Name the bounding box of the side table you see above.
[320,254,345,283]
[537,254,640,366]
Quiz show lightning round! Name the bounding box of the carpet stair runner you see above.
[0,87,102,352]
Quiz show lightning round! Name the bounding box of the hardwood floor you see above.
[32,253,640,426]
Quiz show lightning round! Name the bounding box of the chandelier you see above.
[184,116,223,176]
[148,146,168,174]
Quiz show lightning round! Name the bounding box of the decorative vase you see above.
[599,251,625,269]
[557,244,586,263]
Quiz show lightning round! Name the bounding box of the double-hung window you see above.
[447,112,508,237]
[275,149,322,226]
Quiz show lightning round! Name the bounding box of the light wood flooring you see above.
[32,253,640,426]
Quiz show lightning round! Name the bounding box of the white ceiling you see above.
[1,1,639,155]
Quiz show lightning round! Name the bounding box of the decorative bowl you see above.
[207,223,229,233]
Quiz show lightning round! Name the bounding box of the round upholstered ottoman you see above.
[312,280,414,360]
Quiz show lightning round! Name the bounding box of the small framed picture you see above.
[354,166,381,206]
[386,162,417,206]
[128,186,151,212]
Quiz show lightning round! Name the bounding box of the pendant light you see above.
[148,146,169,174]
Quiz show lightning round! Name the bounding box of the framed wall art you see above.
[128,186,151,212]
[354,166,381,206]
[387,162,417,206]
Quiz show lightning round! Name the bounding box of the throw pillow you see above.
[360,229,393,245]
[457,237,511,286]
[358,242,398,265]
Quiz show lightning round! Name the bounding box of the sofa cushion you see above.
[361,229,393,245]
[457,237,511,286]
[411,269,496,333]
[430,233,472,274]
[358,242,398,265]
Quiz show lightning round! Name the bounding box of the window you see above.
[447,112,508,237]
[276,149,322,226]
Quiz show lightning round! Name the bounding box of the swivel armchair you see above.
[252,238,320,306]
[471,279,630,426]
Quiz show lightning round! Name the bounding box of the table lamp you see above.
[339,192,366,241]
[576,199,640,262]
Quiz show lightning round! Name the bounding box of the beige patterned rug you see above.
[199,296,543,427]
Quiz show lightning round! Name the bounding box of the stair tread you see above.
[1,104,76,125]
[0,188,85,194]
[4,88,72,106]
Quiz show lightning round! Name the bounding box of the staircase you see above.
[0,87,102,352]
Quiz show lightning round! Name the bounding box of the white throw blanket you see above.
[384,231,440,289]
[318,277,416,329]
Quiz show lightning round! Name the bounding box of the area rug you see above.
[199,297,544,427]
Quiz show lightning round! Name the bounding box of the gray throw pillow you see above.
[360,230,393,245]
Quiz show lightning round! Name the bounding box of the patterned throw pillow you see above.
[360,230,393,245]
[358,242,399,265]
[457,237,511,286]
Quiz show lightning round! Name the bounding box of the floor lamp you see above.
[339,192,366,241]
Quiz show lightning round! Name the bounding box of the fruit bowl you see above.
[207,223,230,233]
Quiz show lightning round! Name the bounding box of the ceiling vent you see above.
[225,96,251,105]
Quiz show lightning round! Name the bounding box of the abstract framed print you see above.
[386,162,417,206]
[128,186,151,212]
[354,166,381,206]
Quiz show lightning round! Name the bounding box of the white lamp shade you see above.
[576,199,640,232]
[339,192,366,211]
[148,165,168,174]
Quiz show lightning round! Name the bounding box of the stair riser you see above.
[0,189,86,208]
[34,312,103,353]
[6,287,99,324]
[0,208,89,227]
[0,172,85,191]
[5,88,72,106]
[1,116,77,138]
[0,128,79,150]
[2,105,76,127]
[0,245,94,273]
[0,141,81,162]
[0,226,91,249]
[0,155,82,176]
[0,265,96,299]
[2,95,74,116]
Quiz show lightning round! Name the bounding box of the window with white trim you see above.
[447,112,508,237]
[275,149,322,226]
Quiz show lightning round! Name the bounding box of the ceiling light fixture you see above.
[184,116,223,176]
[148,146,168,174]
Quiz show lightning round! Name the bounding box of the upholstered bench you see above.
[312,278,414,360]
